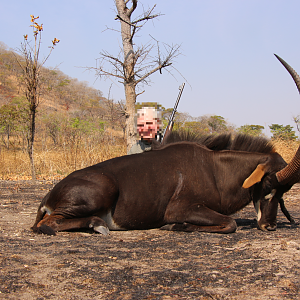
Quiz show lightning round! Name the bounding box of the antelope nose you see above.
[266,224,277,231]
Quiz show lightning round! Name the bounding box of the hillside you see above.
[0,42,127,149]
[0,42,107,118]
[0,42,128,179]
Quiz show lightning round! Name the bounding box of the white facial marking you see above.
[255,200,262,222]
[265,189,276,201]
[41,206,52,215]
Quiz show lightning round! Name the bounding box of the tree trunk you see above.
[112,1,179,150]
[27,100,36,181]
[115,0,137,151]
[7,125,10,150]
[124,82,136,150]
[28,144,36,181]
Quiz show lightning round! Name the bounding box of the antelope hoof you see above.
[93,225,110,235]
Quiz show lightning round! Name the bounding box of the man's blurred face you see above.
[137,110,159,142]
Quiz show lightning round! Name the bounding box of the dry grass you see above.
[273,139,300,163]
[0,139,126,180]
[0,138,299,181]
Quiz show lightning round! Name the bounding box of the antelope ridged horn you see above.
[274,54,300,185]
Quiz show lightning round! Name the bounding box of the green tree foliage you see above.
[238,125,264,137]
[0,96,29,148]
[207,115,227,133]
[69,117,100,136]
[41,112,62,145]
[175,115,231,135]
[0,103,18,148]
[161,110,191,132]
[269,124,297,140]
[135,102,165,111]
[184,121,209,135]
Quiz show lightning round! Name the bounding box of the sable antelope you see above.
[32,54,298,235]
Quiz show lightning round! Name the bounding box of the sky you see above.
[2,0,300,136]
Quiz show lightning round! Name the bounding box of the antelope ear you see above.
[242,164,267,189]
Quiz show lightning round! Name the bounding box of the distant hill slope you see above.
[0,41,107,117]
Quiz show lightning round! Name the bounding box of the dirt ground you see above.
[0,180,299,300]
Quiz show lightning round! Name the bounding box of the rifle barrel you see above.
[169,83,185,120]
[161,83,185,141]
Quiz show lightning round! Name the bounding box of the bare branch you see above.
[100,52,126,79]
[93,40,181,87]
[127,0,137,17]
[95,67,125,81]
[136,90,145,97]
[135,63,171,86]
[114,14,136,44]
[134,43,181,85]
[115,3,161,44]
[101,51,125,68]
[115,14,132,26]
[102,25,121,34]
[132,5,161,25]
[293,116,300,132]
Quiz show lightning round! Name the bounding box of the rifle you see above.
[161,83,185,143]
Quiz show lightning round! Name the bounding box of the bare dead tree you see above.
[293,116,300,133]
[15,15,59,180]
[95,1,181,150]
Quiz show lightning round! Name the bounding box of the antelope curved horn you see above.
[274,54,300,185]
